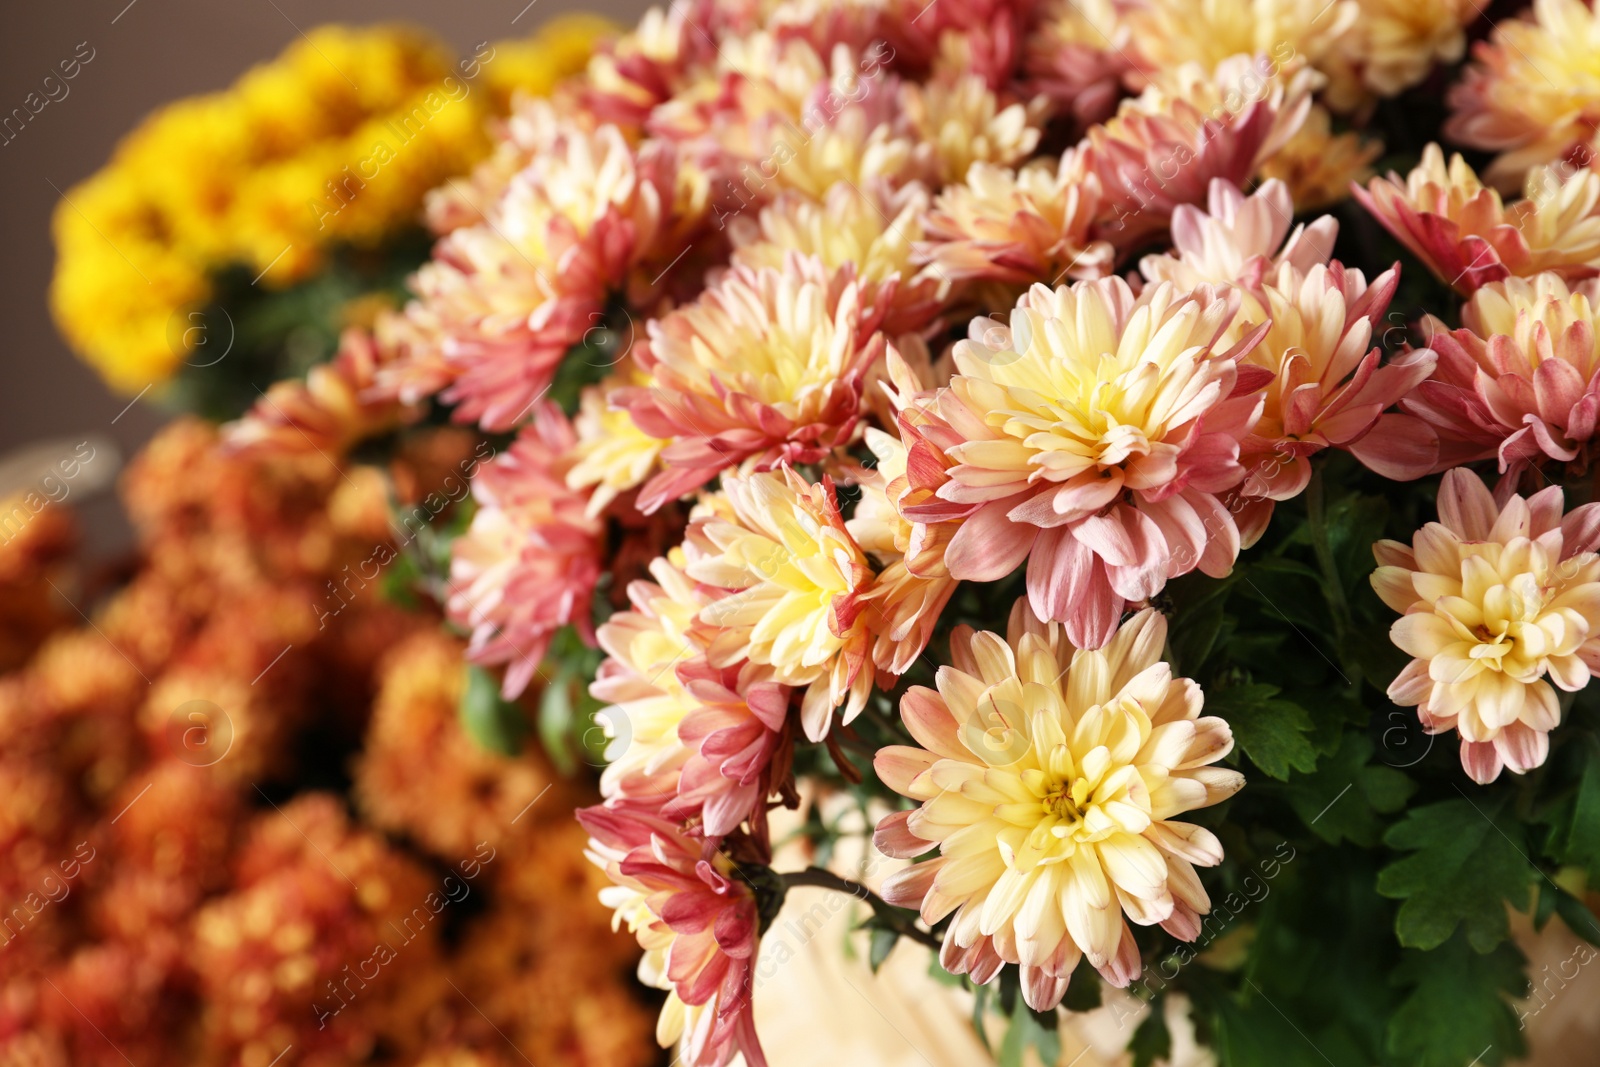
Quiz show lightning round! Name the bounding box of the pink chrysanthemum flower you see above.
[591,555,792,837]
[915,149,1114,287]
[683,468,877,741]
[1352,145,1600,296]
[1372,468,1600,784]
[1231,260,1436,533]
[1445,0,1600,186]
[411,119,675,430]
[1374,275,1600,482]
[579,807,768,1067]
[582,1,729,128]
[447,405,603,698]
[1138,178,1337,292]
[728,183,948,334]
[1086,55,1314,249]
[873,602,1243,1007]
[905,277,1265,649]
[887,0,1037,90]
[902,71,1045,185]
[846,427,961,676]
[619,255,892,512]
[1023,0,1136,129]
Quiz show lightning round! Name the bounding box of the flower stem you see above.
[1305,464,1356,685]
[779,867,944,951]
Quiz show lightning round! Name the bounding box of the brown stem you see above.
[779,867,944,952]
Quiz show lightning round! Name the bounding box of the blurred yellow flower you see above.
[50,18,610,394]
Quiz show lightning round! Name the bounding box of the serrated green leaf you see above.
[1285,734,1415,846]
[1386,935,1527,1067]
[1210,683,1318,780]
[1129,1005,1171,1067]
[1378,799,1534,951]
[460,663,529,757]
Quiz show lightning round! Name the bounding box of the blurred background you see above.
[0,0,645,556]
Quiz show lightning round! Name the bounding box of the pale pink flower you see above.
[683,468,876,740]
[447,406,603,698]
[411,121,675,430]
[1371,275,1600,483]
[591,555,792,837]
[904,278,1265,649]
[1023,0,1136,129]
[915,149,1114,286]
[1352,145,1600,296]
[618,255,892,512]
[1372,468,1600,783]
[1086,56,1314,250]
[873,602,1243,1007]
[579,807,768,1067]
[1137,178,1338,292]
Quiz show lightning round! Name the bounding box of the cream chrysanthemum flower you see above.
[916,150,1113,286]
[1373,468,1600,784]
[903,73,1044,185]
[873,602,1243,1008]
[619,256,890,511]
[1446,0,1600,186]
[1329,0,1474,106]
[567,366,668,518]
[729,183,946,332]
[1123,0,1357,84]
[684,468,875,740]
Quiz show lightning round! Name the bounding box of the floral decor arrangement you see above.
[46,0,1600,1064]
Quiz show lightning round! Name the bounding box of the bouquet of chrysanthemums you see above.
[207,0,1600,1063]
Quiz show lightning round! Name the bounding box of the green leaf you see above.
[1552,883,1600,947]
[1208,683,1318,780]
[1378,798,1535,951]
[1128,1006,1171,1067]
[998,997,1061,1067]
[868,925,898,974]
[1386,936,1528,1067]
[459,663,529,757]
[1285,734,1416,846]
[1558,742,1600,880]
[536,671,580,773]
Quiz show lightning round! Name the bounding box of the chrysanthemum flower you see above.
[847,427,961,676]
[684,468,876,740]
[1374,275,1600,482]
[1023,0,1136,128]
[1372,468,1600,783]
[1352,145,1600,295]
[1086,56,1314,248]
[225,311,431,458]
[579,807,767,1067]
[916,149,1114,286]
[1232,261,1437,535]
[1255,104,1381,211]
[567,364,670,518]
[1329,0,1474,106]
[906,278,1264,649]
[1445,0,1600,186]
[729,183,947,333]
[591,555,792,836]
[619,256,891,512]
[583,1,728,127]
[887,0,1035,89]
[1138,178,1337,292]
[903,72,1044,185]
[872,602,1243,1007]
[1122,0,1357,86]
[411,118,675,430]
[447,406,603,698]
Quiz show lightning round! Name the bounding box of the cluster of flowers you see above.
[0,422,654,1067]
[49,19,607,392]
[221,0,1600,1063]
